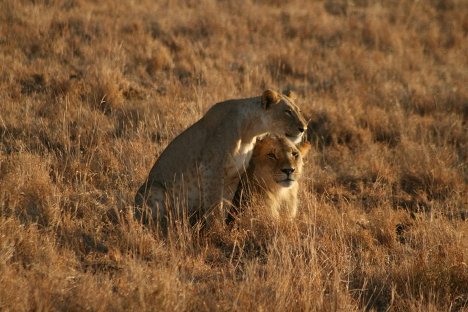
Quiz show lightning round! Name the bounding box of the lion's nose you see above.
[298,127,305,133]
[281,168,295,175]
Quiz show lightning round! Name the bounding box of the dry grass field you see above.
[1,0,467,310]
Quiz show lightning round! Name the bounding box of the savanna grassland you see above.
[1,0,467,311]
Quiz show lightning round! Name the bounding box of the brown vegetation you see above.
[1,0,467,311]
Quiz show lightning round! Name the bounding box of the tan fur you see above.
[230,135,311,222]
[135,90,307,229]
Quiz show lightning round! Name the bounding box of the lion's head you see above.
[250,135,311,189]
[261,89,308,144]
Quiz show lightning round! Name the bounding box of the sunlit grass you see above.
[0,0,467,310]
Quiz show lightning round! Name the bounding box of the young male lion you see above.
[228,135,311,223]
[135,90,307,229]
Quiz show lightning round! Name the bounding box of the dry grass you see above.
[1,0,467,311]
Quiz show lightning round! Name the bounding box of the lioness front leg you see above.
[201,170,225,229]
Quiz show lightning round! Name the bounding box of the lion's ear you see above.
[261,89,281,109]
[297,142,311,157]
[283,89,297,101]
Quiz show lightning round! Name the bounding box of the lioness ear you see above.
[283,89,297,101]
[261,89,280,109]
[297,142,311,157]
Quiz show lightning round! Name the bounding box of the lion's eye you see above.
[267,153,277,160]
[292,151,299,158]
[284,109,293,116]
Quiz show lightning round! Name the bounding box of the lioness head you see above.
[261,89,308,144]
[251,135,311,189]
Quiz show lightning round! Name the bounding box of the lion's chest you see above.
[223,139,255,195]
[230,140,255,172]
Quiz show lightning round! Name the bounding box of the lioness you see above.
[135,89,307,228]
[228,135,311,223]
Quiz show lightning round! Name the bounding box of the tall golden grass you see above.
[0,0,467,310]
